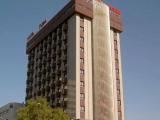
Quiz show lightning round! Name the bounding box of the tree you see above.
[16,97,70,120]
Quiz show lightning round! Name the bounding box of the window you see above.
[117,89,120,95]
[114,32,117,39]
[80,69,85,75]
[80,106,85,112]
[115,59,119,69]
[80,26,84,32]
[80,58,84,64]
[115,59,119,64]
[80,93,85,100]
[114,40,118,45]
[116,80,120,84]
[116,68,119,74]
[80,37,84,42]
[80,47,84,53]
[118,111,122,117]
[115,49,118,54]
[80,81,84,87]
[80,16,84,22]
[118,100,121,106]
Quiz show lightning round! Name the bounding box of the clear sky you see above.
[0,0,160,119]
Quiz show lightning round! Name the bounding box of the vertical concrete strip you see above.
[92,1,114,120]
[67,15,77,118]
[84,18,93,120]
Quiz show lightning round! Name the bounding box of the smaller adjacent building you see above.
[0,103,24,120]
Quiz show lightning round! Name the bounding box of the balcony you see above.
[42,51,47,57]
[26,87,29,93]
[56,80,61,87]
[62,44,67,51]
[37,90,41,96]
[51,82,55,89]
[46,76,50,83]
[42,88,45,96]
[42,79,46,85]
[51,72,55,78]
[39,44,43,50]
[27,71,31,76]
[29,78,33,83]
[52,33,56,39]
[46,66,51,73]
[51,63,56,69]
[57,60,61,66]
[57,49,61,56]
[63,34,67,41]
[51,93,55,100]
[43,41,47,47]
[62,87,67,95]
[57,39,62,46]
[30,60,34,65]
[37,71,42,77]
[30,52,34,57]
[38,62,42,68]
[47,47,51,53]
[56,91,61,98]
[52,43,56,50]
[62,23,68,32]
[47,56,51,61]
[62,65,67,73]
[56,101,61,107]
[52,53,56,59]
[42,69,46,75]
[62,77,67,85]
[62,55,67,62]
[28,94,33,99]
[38,80,41,86]
[47,96,50,102]
[26,79,30,85]
[46,85,50,92]
[47,36,52,43]
[57,28,62,36]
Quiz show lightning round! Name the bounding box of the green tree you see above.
[16,97,70,120]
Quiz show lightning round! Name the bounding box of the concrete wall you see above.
[67,14,77,118]
[67,14,93,120]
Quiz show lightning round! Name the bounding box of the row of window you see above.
[113,32,122,119]
[80,17,85,115]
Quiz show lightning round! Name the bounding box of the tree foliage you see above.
[16,97,70,120]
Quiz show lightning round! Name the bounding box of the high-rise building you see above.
[25,0,124,120]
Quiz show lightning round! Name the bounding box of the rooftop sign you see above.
[109,6,121,15]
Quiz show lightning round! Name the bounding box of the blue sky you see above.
[0,0,160,119]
